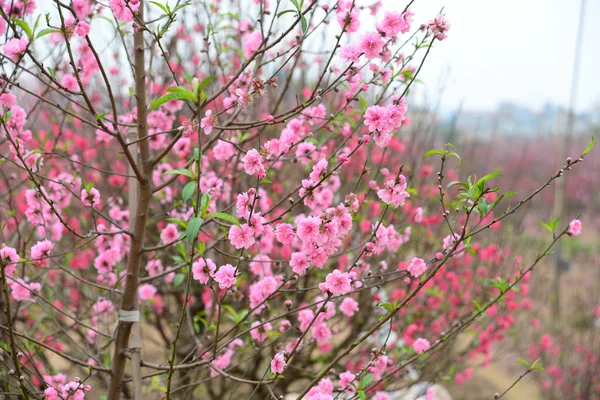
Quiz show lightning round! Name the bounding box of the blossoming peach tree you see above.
[0,0,595,399]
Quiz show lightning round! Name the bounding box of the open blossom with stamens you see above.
[358,32,384,59]
[228,224,256,249]
[427,14,451,40]
[377,176,410,208]
[0,246,19,277]
[242,149,266,178]
[201,109,217,134]
[378,10,413,37]
[30,239,54,267]
[270,352,287,374]
[192,258,217,284]
[81,187,101,209]
[319,270,352,296]
[214,264,237,289]
[235,88,252,107]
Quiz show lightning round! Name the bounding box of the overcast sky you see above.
[393,0,599,113]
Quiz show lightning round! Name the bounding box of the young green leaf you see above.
[205,212,241,227]
[186,217,203,244]
[150,92,195,111]
[422,149,444,158]
[582,136,595,156]
[182,182,196,203]
[162,168,195,179]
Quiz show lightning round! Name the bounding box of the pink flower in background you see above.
[340,44,361,63]
[270,352,286,374]
[3,38,29,58]
[377,176,410,208]
[138,284,157,301]
[413,337,431,354]
[337,9,360,33]
[358,32,384,59]
[110,0,139,22]
[340,297,359,317]
[1,246,20,277]
[250,321,272,343]
[339,371,356,388]
[61,75,79,91]
[214,264,237,289]
[568,219,582,236]
[192,258,217,284]
[243,31,263,58]
[9,279,41,302]
[201,109,217,134]
[407,257,427,278]
[30,239,54,267]
[160,223,179,244]
[75,21,90,36]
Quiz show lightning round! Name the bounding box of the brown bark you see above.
[107,2,152,398]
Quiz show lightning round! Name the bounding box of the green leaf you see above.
[166,218,187,229]
[205,212,241,227]
[173,273,185,287]
[290,0,300,11]
[301,16,308,34]
[186,217,203,244]
[447,151,461,168]
[200,193,212,217]
[149,1,169,14]
[377,302,394,313]
[182,181,196,203]
[196,76,216,98]
[358,390,366,400]
[13,19,32,39]
[277,9,296,18]
[517,359,530,368]
[95,113,106,120]
[582,136,595,156]
[359,374,375,389]
[150,92,195,111]
[476,173,501,187]
[36,28,61,39]
[162,168,195,179]
[530,358,544,371]
[47,67,56,79]
[447,181,469,190]
[472,300,483,312]
[422,149,444,158]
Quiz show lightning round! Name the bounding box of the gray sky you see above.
[397,0,600,113]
